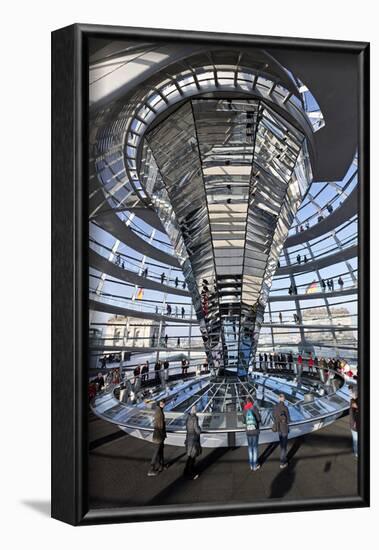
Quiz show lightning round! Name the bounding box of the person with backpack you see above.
[243,397,261,471]
[273,393,291,469]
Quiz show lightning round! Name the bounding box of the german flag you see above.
[306,280,318,294]
[136,287,144,300]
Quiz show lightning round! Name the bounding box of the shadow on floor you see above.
[147,447,230,505]
[21,500,51,517]
[167,451,187,467]
[259,442,279,466]
[268,438,304,499]
[269,462,297,498]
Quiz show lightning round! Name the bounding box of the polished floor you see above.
[88,413,358,509]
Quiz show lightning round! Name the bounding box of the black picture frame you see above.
[51,23,370,526]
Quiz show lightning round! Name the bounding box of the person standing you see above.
[154,361,161,382]
[273,393,291,469]
[95,372,105,393]
[133,364,141,384]
[181,358,186,376]
[184,405,202,479]
[350,388,358,459]
[163,360,169,382]
[338,276,344,291]
[288,351,294,372]
[243,397,261,471]
[297,353,303,375]
[148,400,167,476]
[308,353,314,374]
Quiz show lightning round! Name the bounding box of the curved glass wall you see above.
[89,43,358,372]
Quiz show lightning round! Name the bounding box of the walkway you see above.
[89,414,358,508]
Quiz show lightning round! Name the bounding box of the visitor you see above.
[154,361,161,382]
[303,255,308,263]
[330,278,334,291]
[95,372,105,392]
[273,393,291,468]
[297,353,303,374]
[259,353,263,370]
[321,279,326,292]
[182,280,186,289]
[160,272,166,284]
[350,388,358,459]
[296,254,301,265]
[177,337,181,347]
[308,353,314,374]
[338,276,344,290]
[164,334,168,347]
[175,276,179,288]
[181,306,185,319]
[181,358,186,376]
[184,359,189,375]
[141,363,148,382]
[148,400,167,476]
[183,405,202,480]
[133,364,141,383]
[288,352,294,372]
[88,381,97,401]
[288,285,293,296]
[279,312,283,323]
[243,397,261,471]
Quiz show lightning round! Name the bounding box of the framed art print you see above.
[51,24,370,525]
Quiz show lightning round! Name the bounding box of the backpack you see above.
[245,408,258,431]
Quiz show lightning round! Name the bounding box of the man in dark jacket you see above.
[184,405,202,479]
[273,393,291,468]
[243,397,262,471]
[148,400,167,476]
